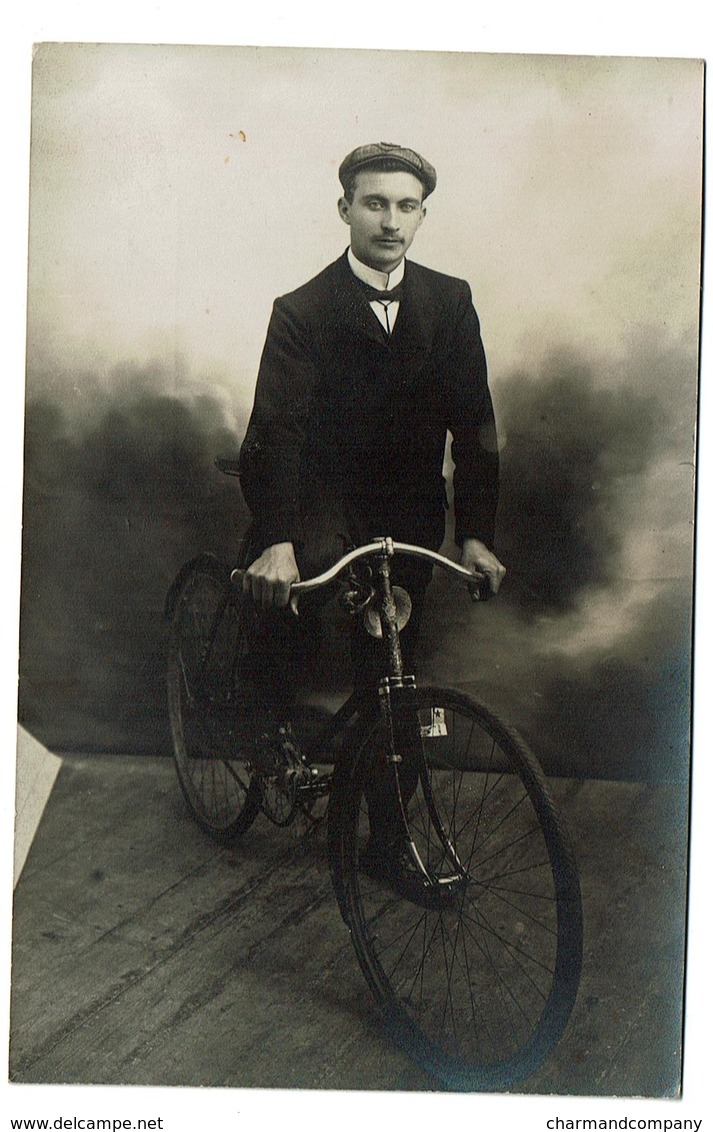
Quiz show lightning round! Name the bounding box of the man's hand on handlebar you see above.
[242,537,505,609]
[460,538,506,596]
[243,542,300,609]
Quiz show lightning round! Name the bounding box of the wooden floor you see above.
[10,755,688,1095]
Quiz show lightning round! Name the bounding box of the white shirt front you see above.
[347,248,405,336]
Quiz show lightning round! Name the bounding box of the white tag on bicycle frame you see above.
[420,707,447,738]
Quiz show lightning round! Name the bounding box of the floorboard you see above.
[10,755,688,1095]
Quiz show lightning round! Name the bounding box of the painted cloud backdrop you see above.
[21,46,702,779]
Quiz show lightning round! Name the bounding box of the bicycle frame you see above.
[229,535,484,746]
[217,537,489,849]
[168,528,584,1087]
[236,536,481,882]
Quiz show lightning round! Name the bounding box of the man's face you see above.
[338,169,426,273]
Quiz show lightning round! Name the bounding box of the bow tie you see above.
[358,281,404,303]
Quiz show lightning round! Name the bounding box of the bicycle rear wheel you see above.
[167,559,261,841]
[329,686,583,1091]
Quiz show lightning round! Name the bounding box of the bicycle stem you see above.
[373,542,405,682]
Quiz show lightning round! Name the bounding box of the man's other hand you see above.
[460,538,506,595]
[243,542,300,609]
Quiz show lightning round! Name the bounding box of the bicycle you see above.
[165,519,583,1092]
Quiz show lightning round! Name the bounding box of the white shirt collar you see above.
[347,247,405,292]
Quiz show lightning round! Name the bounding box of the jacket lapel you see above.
[328,254,390,348]
[387,263,433,375]
[327,253,435,369]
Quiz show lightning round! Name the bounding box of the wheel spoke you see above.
[336,687,582,1089]
[167,566,260,840]
[457,901,556,982]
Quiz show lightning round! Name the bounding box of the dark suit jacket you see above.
[239,250,499,561]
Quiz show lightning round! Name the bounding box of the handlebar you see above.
[231,537,488,603]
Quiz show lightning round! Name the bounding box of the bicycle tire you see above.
[329,686,583,1091]
[167,559,262,841]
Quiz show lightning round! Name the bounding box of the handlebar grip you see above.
[467,573,489,603]
[232,566,301,616]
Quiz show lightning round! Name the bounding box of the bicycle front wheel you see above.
[167,560,261,841]
[329,686,583,1091]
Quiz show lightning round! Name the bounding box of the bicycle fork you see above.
[373,543,465,890]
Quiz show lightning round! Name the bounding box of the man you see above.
[238,142,506,872]
[239,141,506,634]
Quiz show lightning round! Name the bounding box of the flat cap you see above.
[339,142,437,197]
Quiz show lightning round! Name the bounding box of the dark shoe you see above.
[359,839,467,909]
[359,838,404,882]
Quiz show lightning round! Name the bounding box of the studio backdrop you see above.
[19,45,702,788]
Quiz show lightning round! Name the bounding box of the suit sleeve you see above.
[445,282,500,549]
[238,297,316,550]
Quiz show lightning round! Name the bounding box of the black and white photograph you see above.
[3,14,708,1127]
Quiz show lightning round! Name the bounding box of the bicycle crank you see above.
[252,726,319,826]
